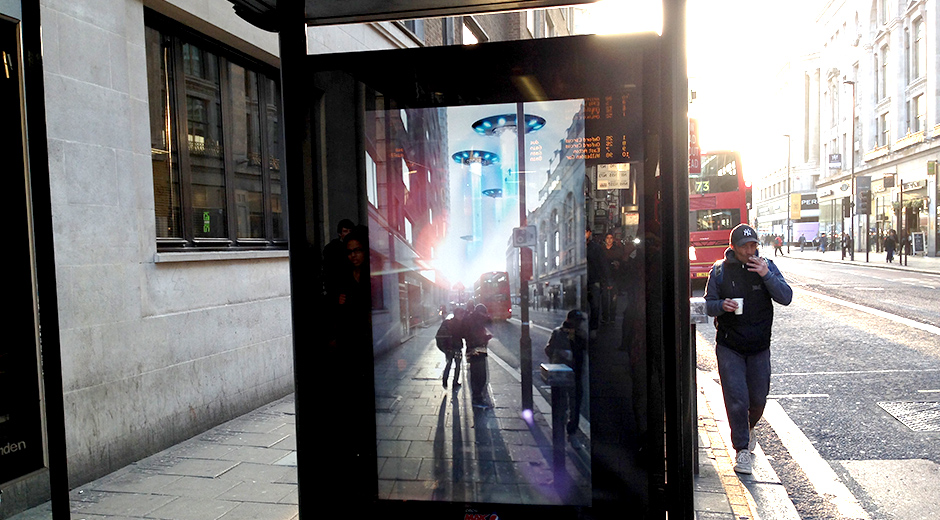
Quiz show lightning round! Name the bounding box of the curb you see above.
[698,374,759,520]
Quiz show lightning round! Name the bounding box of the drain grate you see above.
[877,401,940,432]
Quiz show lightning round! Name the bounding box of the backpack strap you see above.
[711,260,724,286]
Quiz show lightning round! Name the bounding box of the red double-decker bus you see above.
[473,271,512,320]
[689,151,751,280]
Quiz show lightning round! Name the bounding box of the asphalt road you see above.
[696,255,940,520]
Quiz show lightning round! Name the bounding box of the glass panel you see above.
[310,34,657,515]
[690,152,739,194]
[2,17,53,518]
[145,26,181,238]
[264,77,285,239]
[691,208,741,232]
[229,63,264,238]
[183,42,226,239]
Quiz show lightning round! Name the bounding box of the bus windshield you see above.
[692,208,741,232]
[689,152,739,195]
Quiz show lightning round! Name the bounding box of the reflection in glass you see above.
[183,42,226,239]
[265,77,285,240]
[146,26,181,238]
[229,64,264,238]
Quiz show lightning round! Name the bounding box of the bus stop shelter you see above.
[15,0,696,517]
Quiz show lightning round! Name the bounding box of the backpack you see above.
[435,319,455,353]
[711,260,724,286]
[544,328,573,365]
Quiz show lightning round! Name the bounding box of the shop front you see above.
[816,187,848,252]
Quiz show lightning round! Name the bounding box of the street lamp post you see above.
[844,79,856,261]
[783,134,791,253]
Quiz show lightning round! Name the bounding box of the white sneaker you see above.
[734,450,752,475]
[748,428,757,453]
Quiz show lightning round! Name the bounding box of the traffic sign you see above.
[512,225,537,247]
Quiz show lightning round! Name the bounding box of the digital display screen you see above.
[302,32,664,517]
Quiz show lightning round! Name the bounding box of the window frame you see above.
[146,11,287,252]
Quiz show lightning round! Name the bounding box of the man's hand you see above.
[746,255,769,277]
[721,298,739,313]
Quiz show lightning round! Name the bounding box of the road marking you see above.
[763,400,871,520]
[767,393,830,398]
[795,287,940,336]
[918,389,940,393]
[508,317,553,333]
[775,368,940,377]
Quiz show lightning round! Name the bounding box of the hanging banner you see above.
[689,118,701,174]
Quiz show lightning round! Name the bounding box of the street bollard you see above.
[540,363,575,487]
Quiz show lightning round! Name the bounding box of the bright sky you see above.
[577,0,815,182]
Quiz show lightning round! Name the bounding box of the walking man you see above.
[704,224,793,475]
[463,304,493,408]
[437,306,465,389]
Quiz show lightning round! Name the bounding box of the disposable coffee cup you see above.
[732,298,744,315]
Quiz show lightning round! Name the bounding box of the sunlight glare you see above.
[575,0,663,36]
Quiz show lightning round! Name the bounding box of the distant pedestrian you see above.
[331,226,371,349]
[602,233,623,323]
[798,233,806,252]
[885,230,897,263]
[704,224,793,475]
[322,219,356,286]
[773,235,784,256]
[544,309,588,444]
[585,227,608,338]
[819,233,828,253]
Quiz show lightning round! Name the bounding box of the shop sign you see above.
[800,194,818,209]
[828,153,842,169]
[596,163,631,189]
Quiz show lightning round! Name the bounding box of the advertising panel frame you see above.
[282,29,693,518]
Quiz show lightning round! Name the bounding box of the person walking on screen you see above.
[437,306,465,389]
[704,224,793,475]
[463,304,493,408]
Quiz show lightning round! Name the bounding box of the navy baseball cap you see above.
[730,224,760,247]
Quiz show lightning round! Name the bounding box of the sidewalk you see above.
[10,322,792,520]
[373,325,592,505]
[772,245,940,274]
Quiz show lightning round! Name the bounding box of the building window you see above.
[879,112,890,146]
[366,151,378,207]
[402,19,425,40]
[146,14,285,250]
[913,94,925,132]
[913,18,926,80]
[880,45,889,100]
